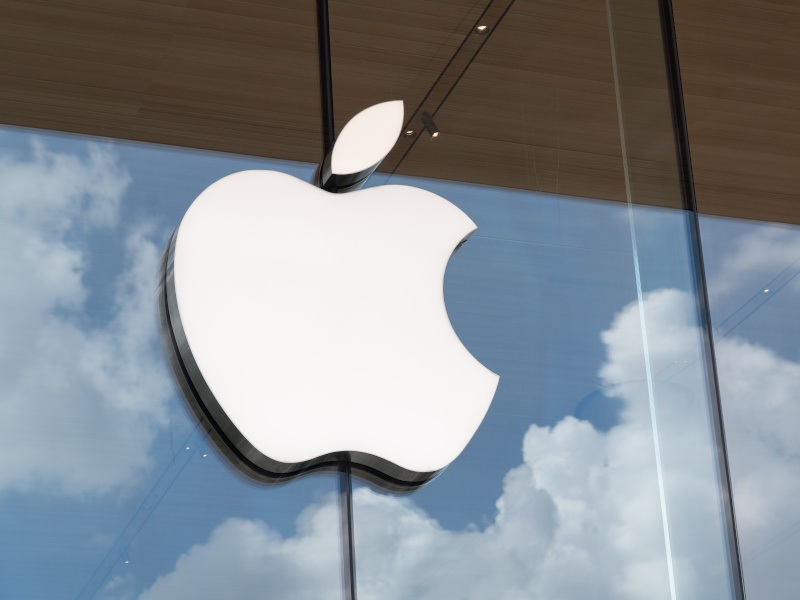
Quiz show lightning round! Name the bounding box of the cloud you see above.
[135,284,800,599]
[99,573,137,600]
[700,219,800,596]
[714,336,800,598]
[709,225,800,300]
[134,415,675,600]
[0,140,171,496]
[138,511,343,600]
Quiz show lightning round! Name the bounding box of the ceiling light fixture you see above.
[474,24,488,34]
[421,112,440,138]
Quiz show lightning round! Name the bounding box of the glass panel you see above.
[699,215,800,600]
[0,2,749,599]
[0,127,344,598]
[329,0,742,598]
[348,178,736,599]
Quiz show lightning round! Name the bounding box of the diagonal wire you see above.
[386,0,517,176]
[74,424,205,600]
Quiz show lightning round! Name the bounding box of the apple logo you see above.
[160,101,499,489]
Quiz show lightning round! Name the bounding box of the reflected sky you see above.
[0,125,792,599]
[699,216,800,600]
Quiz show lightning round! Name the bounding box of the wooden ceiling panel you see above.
[0,0,321,161]
[673,0,800,224]
[327,0,483,127]
[387,0,627,204]
[0,0,796,223]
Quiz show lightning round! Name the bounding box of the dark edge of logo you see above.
[158,229,441,492]
[316,151,377,193]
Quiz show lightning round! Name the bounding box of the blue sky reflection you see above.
[1,127,793,599]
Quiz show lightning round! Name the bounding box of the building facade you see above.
[0,1,797,598]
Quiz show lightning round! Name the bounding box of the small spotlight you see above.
[421,112,440,139]
[763,288,770,293]
[404,129,415,137]
[474,24,488,34]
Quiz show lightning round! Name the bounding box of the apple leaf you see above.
[330,100,404,177]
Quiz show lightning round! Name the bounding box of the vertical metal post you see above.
[657,1,746,598]
[316,6,356,598]
[316,0,335,156]
[339,462,358,600]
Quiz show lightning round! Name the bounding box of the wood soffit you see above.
[0,0,797,224]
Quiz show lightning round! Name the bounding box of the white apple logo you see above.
[160,101,499,488]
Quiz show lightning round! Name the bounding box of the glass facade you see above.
[0,1,794,599]
[699,215,800,599]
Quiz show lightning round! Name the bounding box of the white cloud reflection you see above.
[3,136,795,598]
[136,284,800,600]
[0,140,171,496]
[709,225,800,300]
[702,220,800,598]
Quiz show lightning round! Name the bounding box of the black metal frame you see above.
[657,0,746,598]
[315,4,358,599]
[317,0,335,159]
